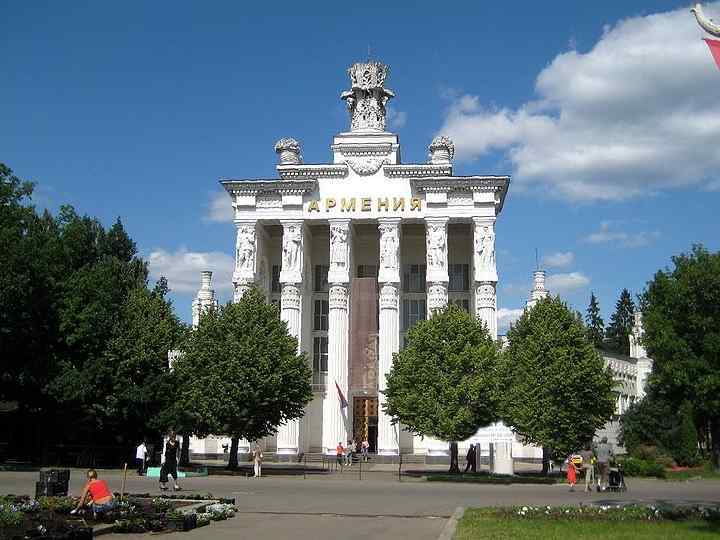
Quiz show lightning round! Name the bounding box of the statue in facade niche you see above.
[235,226,255,272]
[282,225,302,273]
[476,226,495,272]
[427,224,446,270]
[379,225,398,273]
[330,225,348,269]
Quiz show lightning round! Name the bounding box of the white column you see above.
[276,221,305,455]
[377,218,401,455]
[322,219,351,454]
[473,218,498,340]
[426,218,449,316]
[231,220,258,455]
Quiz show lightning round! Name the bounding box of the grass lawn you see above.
[456,509,720,539]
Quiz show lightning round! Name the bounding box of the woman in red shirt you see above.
[72,469,117,514]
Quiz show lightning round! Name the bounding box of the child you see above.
[566,455,578,492]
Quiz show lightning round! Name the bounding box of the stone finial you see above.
[428,136,455,164]
[274,138,303,165]
[340,61,395,132]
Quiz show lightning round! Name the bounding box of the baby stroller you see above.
[607,464,627,492]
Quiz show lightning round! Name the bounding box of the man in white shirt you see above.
[136,441,148,476]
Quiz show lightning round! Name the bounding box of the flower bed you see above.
[0,495,237,538]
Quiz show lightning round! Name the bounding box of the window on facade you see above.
[313,336,328,373]
[313,299,329,331]
[314,265,329,292]
[402,265,426,293]
[357,265,378,278]
[271,265,281,293]
[402,299,426,332]
[448,264,469,292]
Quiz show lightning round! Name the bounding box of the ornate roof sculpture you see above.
[341,61,395,132]
[274,138,303,165]
[692,3,720,37]
[428,136,455,164]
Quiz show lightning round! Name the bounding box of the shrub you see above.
[0,507,23,528]
[621,457,666,478]
[672,401,699,467]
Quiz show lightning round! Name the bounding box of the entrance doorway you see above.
[353,396,378,453]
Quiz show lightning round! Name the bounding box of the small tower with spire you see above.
[526,269,549,310]
[191,271,219,328]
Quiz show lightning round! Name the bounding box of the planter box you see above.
[167,514,197,531]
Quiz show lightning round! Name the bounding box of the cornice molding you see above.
[411,176,511,213]
[276,164,348,180]
[221,178,317,195]
[384,164,453,178]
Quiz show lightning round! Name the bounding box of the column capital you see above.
[428,282,449,314]
[379,282,399,310]
[378,219,401,284]
[280,283,303,310]
[328,220,351,284]
[329,283,349,310]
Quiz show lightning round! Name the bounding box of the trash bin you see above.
[37,469,70,496]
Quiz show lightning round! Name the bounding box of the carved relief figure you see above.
[282,225,302,273]
[476,226,495,271]
[379,225,398,272]
[427,223,446,270]
[330,225,348,269]
[235,226,255,272]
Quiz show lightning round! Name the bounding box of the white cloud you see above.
[439,3,720,201]
[148,248,234,294]
[387,106,408,129]
[546,272,591,294]
[204,191,233,223]
[497,307,524,333]
[542,251,575,268]
[583,221,660,248]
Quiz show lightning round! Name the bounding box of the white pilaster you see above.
[425,218,449,317]
[276,221,305,455]
[473,218,498,340]
[322,219,351,454]
[377,218,401,455]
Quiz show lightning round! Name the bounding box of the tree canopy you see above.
[500,296,616,468]
[383,305,500,472]
[641,245,720,468]
[606,288,635,355]
[171,287,313,466]
[585,292,605,349]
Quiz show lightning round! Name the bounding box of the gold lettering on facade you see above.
[393,197,405,211]
[341,197,356,212]
[410,197,421,211]
[361,197,371,211]
[325,198,336,211]
[308,200,320,212]
[377,198,389,211]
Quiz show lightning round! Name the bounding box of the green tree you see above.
[606,288,635,355]
[585,292,605,349]
[171,287,312,469]
[641,245,720,469]
[619,389,677,455]
[384,305,500,473]
[500,296,616,473]
[675,402,699,467]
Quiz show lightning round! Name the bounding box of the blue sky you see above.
[3,1,719,330]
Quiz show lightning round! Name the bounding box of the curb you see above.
[438,506,464,540]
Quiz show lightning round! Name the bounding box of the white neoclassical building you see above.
[187,61,652,461]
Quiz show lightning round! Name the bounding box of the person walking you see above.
[361,439,369,462]
[463,444,476,473]
[345,440,356,466]
[336,442,345,471]
[595,437,614,491]
[580,444,595,493]
[252,443,263,478]
[159,432,182,491]
[566,454,578,492]
[135,440,148,476]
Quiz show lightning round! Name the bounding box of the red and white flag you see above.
[703,39,720,70]
[335,381,348,409]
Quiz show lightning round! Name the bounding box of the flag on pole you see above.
[703,39,720,70]
[335,381,348,409]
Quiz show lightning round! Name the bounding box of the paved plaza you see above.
[2,470,720,539]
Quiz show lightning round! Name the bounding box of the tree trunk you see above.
[227,437,240,470]
[541,446,552,476]
[711,419,720,471]
[449,441,460,473]
[179,433,190,466]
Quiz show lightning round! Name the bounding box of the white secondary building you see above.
[187,61,652,462]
